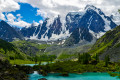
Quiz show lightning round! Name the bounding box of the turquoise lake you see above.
[23,62,54,67]
[29,72,119,80]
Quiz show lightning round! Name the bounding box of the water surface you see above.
[29,72,119,80]
[23,62,54,66]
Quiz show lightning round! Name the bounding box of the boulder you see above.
[59,72,69,76]
[38,78,47,80]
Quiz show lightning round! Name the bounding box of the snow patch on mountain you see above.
[50,30,70,41]
[111,12,120,25]
[46,18,55,27]
[100,15,111,31]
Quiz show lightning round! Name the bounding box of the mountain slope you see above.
[89,25,120,62]
[0,20,24,42]
[11,40,51,56]
[0,39,27,60]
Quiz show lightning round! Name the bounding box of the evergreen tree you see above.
[34,56,38,64]
[95,54,99,63]
[105,55,110,67]
[78,53,91,64]
[78,53,82,63]
[82,53,91,64]
[49,55,56,63]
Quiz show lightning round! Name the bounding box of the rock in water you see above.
[38,78,47,80]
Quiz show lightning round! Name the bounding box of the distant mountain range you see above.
[0,5,118,46]
[20,5,117,45]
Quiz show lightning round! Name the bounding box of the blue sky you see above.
[4,3,44,25]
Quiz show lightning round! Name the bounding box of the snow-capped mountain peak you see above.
[85,5,97,10]
[20,5,117,45]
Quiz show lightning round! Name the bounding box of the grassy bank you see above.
[10,59,35,65]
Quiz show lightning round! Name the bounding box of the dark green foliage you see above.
[78,53,82,63]
[0,39,15,53]
[36,54,57,62]
[78,53,91,64]
[105,55,110,67]
[31,54,57,65]
[0,39,27,60]
[109,72,118,77]
[34,60,120,74]
[49,55,57,62]
[91,54,99,64]
[34,56,38,64]
[0,59,28,80]
[95,54,99,63]
[15,65,33,74]
[109,72,120,79]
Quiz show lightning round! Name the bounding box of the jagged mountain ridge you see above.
[0,20,24,42]
[21,16,65,41]
[20,5,117,44]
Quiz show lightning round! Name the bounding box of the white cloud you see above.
[0,13,5,20]
[6,13,31,27]
[11,20,31,27]
[14,0,120,20]
[16,14,23,21]
[0,0,20,21]
[39,20,43,24]
[37,9,48,18]
[0,0,20,12]
[7,13,16,22]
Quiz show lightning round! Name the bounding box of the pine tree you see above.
[78,53,91,64]
[105,55,110,67]
[34,56,38,64]
[78,53,82,63]
[83,53,91,64]
[95,54,99,63]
